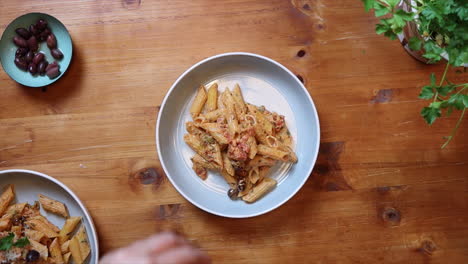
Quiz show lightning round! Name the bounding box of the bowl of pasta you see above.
[0,169,99,263]
[157,52,320,218]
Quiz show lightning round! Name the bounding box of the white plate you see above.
[157,52,320,218]
[0,169,99,263]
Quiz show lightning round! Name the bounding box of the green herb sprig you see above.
[361,0,468,147]
[0,233,30,251]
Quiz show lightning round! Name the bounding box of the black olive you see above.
[228,188,238,200]
[26,250,40,262]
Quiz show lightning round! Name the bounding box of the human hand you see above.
[100,232,211,264]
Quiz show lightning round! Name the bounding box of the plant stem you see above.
[454,86,467,96]
[433,62,450,103]
[441,108,466,149]
[439,62,450,86]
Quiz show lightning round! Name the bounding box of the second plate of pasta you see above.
[157,52,320,218]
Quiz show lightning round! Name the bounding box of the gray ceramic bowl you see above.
[0,13,72,87]
[0,169,99,263]
[157,52,320,218]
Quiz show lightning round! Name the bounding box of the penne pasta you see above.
[0,218,11,231]
[205,83,218,112]
[204,109,224,122]
[247,136,257,159]
[193,115,206,125]
[242,177,277,203]
[186,121,205,136]
[232,83,247,118]
[221,89,239,137]
[257,144,289,161]
[191,154,220,170]
[258,166,271,180]
[277,126,293,147]
[190,85,208,118]
[11,225,21,237]
[38,194,69,218]
[75,226,91,261]
[248,167,260,184]
[221,170,237,187]
[211,143,224,168]
[184,134,209,159]
[266,135,279,148]
[282,147,298,163]
[25,229,45,242]
[0,185,15,216]
[192,163,208,180]
[59,216,82,244]
[30,215,60,233]
[237,179,253,197]
[6,203,26,216]
[248,155,276,168]
[50,238,65,264]
[61,239,71,254]
[30,239,49,260]
[255,111,274,136]
[185,83,297,203]
[26,219,59,238]
[184,134,223,168]
[63,252,72,264]
[222,152,235,176]
[244,114,256,127]
[70,236,83,264]
[200,122,229,145]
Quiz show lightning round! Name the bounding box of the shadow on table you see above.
[18,43,84,105]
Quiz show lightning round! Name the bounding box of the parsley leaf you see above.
[419,86,434,99]
[419,73,438,99]
[436,85,456,96]
[386,0,400,8]
[374,2,390,17]
[408,37,422,51]
[13,237,29,248]
[423,41,444,63]
[448,94,466,110]
[463,94,468,107]
[361,0,375,12]
[0,233,14,251]
[421,105,441,125]
[0,233,30,251]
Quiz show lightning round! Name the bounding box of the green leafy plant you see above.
[361,0,468,147]
[0,233,30,251]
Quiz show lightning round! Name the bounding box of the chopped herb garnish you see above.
[0,233,29,251]
[13,237,30,248]
[0,233,14,251]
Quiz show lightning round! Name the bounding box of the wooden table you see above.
[1,0,467,263]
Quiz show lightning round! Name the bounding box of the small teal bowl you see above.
[0,13,72,87]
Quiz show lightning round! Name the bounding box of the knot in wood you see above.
[381,207,401,224]
[419,240,437,255]
[138,168,160,185]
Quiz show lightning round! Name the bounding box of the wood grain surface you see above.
[1,0,467,263]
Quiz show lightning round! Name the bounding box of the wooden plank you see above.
[0,0,467,263]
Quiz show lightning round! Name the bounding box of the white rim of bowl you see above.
[0,169,99,263]
[156,52,321,218]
